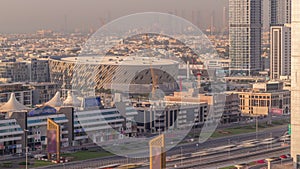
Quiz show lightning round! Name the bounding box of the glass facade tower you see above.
[229,0,262,76]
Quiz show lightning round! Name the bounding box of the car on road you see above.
[256,159,266,164]
[12,153,24,157]
[280,135,290,142]
[280,155,288,159]
[261,137,278,145]
[270,157,281,162]
[34,154,47,159]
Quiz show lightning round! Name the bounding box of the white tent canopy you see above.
[63,90,81,107]
[45,92,63,107]
[0,93,29,113]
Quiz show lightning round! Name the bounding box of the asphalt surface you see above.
[0,117,289,169]
[28,125,288,169]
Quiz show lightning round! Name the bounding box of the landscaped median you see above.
[188,118,290,139]
[61,150,113,161]
[27,150,113,168]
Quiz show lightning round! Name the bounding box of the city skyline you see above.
[0,0,273,33]
[0,0,295,169]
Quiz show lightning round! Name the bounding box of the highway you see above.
[166,139,289,168]
[249,159,292,169]
[31,125,288,169]
[167,124,287,156]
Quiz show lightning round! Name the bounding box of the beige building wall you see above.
[165,91,240,123]
[291,0,300,165]
[226,90,290,116]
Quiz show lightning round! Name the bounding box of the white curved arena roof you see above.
[59,56,178,66]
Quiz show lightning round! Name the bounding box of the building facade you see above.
[0,117,24,155]
[229,0,262,75]
[165,90,241,124]
[270,0,291,25]
[0,59,50,83]
[270,0,291,80]
[134,102,208,133]
[0,82,59,107]
[0,62,29,82]
[0,83,32,107]
[26,107,72,151]
[74,108,125,145]
[227,82,290,116]
[27,83,58,105]
[291,0,300,165]
[25,59,50,83]
[270,25,291,79]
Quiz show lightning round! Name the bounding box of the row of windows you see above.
[75,111,119,118]
[0,128,22,134]
[27,116,67,125]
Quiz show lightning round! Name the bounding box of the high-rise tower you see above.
[270,0,291,80]
[270,0,291,25]
[223,7,227,30]
[229,0,263,76]
[291,0,300,168]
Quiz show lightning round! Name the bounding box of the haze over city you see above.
[0,0,298,169]
[0,0,246,33]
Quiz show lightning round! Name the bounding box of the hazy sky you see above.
[0,0,268,33]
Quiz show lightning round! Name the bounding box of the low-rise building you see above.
[226,81,290,116]
[0,82,59,107]
[73,108,125,145]
[0,83,32,107]
[165,90,241,124]
[133,101,208,133]
[25,58,50,82]
[0,92,129,154]
[0,61,29,83]
[0,59,50,83]
[0,116,24,155]
[27,82,58,105]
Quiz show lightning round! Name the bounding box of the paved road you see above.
[249,159,292,169]
[28,125,288,169]
[167,142,289,168]
[168,124,287,156]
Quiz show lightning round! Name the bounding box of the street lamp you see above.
[270,132,273,149]
[196,143,201,164]
[255,116,258,140]
[24,129,29,169]
[180,147,183,166]
[228,139,231,156]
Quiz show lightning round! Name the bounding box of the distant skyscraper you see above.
[210,10,216,34]
[270,25,291,79]
[270,0,291,25]
[229,0,263,76]
[196,10,202,29]
[222,7,228,30]
[291,0,300,167]
[192,10,195,25]
[270,0,291,80]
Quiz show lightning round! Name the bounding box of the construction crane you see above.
[145,34,158,100]
[191,58,202,89]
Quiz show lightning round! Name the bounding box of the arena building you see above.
[49,56,179,94]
